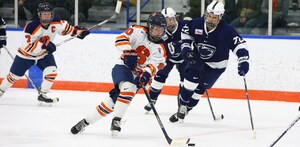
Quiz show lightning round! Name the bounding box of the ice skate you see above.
[71,119,89,134]
[111,117,121,137]
[144,100,156,113]
[169,113,179,123]
[169,105,187,123]
[37,92,59,106]
[177,105,187,122]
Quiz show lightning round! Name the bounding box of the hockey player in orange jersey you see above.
[0,2,90,105]
[71,12,167,137]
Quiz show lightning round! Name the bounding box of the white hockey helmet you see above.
[206,1,225,16]
[161,7,176,18]
[205,1,225,28]
[161,7,178,31]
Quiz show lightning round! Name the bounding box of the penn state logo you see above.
[196,43,216,59]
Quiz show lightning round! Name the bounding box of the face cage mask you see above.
[38,11,54,24]
[166,17,178,32]
[205,12,222,28]
[148,24,165,43]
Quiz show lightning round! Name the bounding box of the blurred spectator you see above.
[49,0,92,26]
[49,0,71,21]
[182,0,237,23]
[68,0,92,26]
[257,0,289,28]
[17,0,32,27]
[230,0,262,34]
[222,0,238,23]
[291,0,299,11]
[182,0,210,20]
[23,0,44,19]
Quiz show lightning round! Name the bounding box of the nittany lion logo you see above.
[196,43,216,59]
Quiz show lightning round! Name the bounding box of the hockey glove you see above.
[0,39,6,49]
[42,40,56,54]
[138,71,151,87]
[181,47,195,63]
[0,29,6,49]
[123,50,138,70]
[74,26,90,39]
[238,56,249,76]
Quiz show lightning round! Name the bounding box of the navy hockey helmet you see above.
[205,1,225,28]
[37,2,54,24]
[147,12,167,43]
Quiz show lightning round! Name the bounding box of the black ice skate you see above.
[169,113,179,123]
[71,119,89,134]
[37,92,59,106]
[144,100,156,113]
[169,105,187,123]
[111,117,122,137]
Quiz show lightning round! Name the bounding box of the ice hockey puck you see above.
[188,143,196,146]
[215,114,224,121]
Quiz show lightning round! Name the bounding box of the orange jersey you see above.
[18,18,75,59]
[115,25,167,76]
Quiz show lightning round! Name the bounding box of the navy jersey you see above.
[181,17,248,69]
[162,20,190,63]
[164,20,190,43]
[0,16,6,26]
[0,16,6,47]
[0,16,6,35]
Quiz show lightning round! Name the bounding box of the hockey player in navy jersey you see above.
[144,7,189,112]
[0,2,90,104]
[70,12,167,137]
[0,16,6,53]
[169,1,250,122]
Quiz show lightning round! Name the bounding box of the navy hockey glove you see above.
[138,71,151,86]
[236,49,249,76]
[123,50,138,70]
[181,47,195,63]
[74,26,90,39]
[0,39,6,49]
[0,29,6,48]
[238,56,249,76]
[42,40,56,54]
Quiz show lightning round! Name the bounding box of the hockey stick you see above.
[205,90,224,121]
[269,114,300,147]
[2,46,58,102]
[242,72,256,138]
[2,46,40,93]
[141,84,190,145]
[55,0,122,47]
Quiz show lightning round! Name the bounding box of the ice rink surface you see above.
[0,88,299,147]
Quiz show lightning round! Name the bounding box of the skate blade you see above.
[111,130,120,138]
[145,110,150,114]
[37,97,59,107]
[37,101,53,107]
[178,119,184,123]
